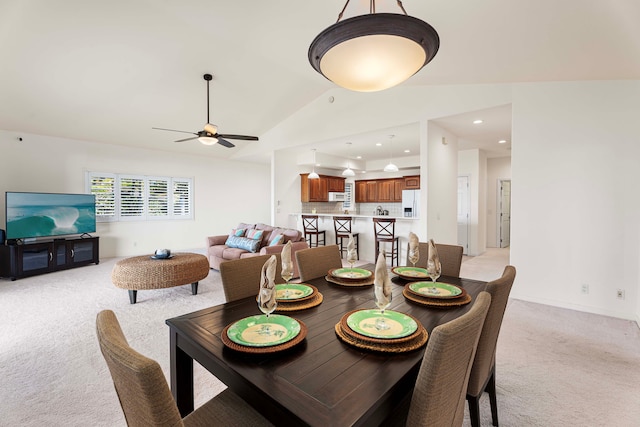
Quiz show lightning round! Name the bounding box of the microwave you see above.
[328,192,346,202]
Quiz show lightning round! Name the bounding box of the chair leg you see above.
[467,394,481,427]
[487,371,499,426]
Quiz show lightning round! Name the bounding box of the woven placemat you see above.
[221,318,308,354]
[275,292,323,312]
[325,275,374,287]
[335,323,428,353]
[402,287,472,308]
[339,309,423,345]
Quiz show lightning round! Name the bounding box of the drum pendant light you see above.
[308,0,440,92]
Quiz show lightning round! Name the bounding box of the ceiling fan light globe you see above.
[198,136,218,146]
[308,171,320,179]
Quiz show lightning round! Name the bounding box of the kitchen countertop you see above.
[290,213,419,220]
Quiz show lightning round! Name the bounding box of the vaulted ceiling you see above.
[1,0,638,162]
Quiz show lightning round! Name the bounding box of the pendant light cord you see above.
[336,0,408,22]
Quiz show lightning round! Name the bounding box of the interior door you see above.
[457,176,470,255]
[499,179,511,248]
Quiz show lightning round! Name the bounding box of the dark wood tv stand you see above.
[0,236,99,281]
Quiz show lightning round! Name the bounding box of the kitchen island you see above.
[290,213,422,264]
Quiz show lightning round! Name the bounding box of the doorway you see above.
[457,176,470,255]
[498,179,511,248]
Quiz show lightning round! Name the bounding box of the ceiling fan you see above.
[152,73,259,148]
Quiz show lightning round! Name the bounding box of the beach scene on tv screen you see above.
[6,193,96,239]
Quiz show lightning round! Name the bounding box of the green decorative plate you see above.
[275,283,314,301]
[226,314,300,347]
[408,282,463,299]
[331,267,372,280]
[346,309,418,339]
[392,266,429,279]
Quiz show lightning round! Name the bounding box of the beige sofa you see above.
[206,222,308,278]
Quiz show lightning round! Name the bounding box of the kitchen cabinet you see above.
[327,176,345,192]
[366,181,378,202]
[300,174,344,202]
[355,181,367,203]
[404,175,420,189]
[377,180,394,202]
[393,178,405,202]
[354,177,411,203]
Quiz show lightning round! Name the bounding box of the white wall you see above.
[486,157,512,248]
[510,80,640,321]
[458,149,487,256]
[425,121,459,246]
[0,130,271,257]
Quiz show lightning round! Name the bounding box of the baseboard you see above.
[511,294,637,322]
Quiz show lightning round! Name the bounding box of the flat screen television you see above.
[5,192,96,240]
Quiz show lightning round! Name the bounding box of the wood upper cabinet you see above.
[301,174,341,202]
[404,175,420,190]
[377,179,394,202]
[366,181,378,202]
[393,178,405,202]
[355,181,367,203]
[327,176,346,192]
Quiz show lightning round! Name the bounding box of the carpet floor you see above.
[0,249,638,426]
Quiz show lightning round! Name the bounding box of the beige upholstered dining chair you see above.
[406,242,464,278]
[405,292,492,427]
[295,244,342,281]
[219,254,283,302]
[96,310,273,427]
[466,265,517,427]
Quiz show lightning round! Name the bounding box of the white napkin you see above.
[259,255,278,313]
[281,240,293,279]
[408,232,419,264]
[346,233,357,263]
[374,252,392,308]
[427,239,441,280]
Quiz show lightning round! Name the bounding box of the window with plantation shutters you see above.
[86,172,193,222]
[119,176,145,219]
[87,172,116,221]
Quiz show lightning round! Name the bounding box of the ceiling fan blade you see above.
[152,127,196,135]
[216,137,235,148]
[218,134,259,141]
[174,136,198,143]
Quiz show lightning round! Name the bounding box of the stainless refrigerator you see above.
[402,190,420,217]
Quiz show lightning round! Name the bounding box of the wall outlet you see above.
[616,289,625,300]
[581,284,589,294]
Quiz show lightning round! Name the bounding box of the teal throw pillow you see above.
[225,236,261,253]
[246,229,264,240]
[269,234,284,246]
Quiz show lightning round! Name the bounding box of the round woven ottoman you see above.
[112,253,209,304]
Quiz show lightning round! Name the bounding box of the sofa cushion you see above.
[270,227,301,243]
[237,222,255,230]
[225,236,261,253]
[223,247,250,260]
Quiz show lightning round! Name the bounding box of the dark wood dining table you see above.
[166,265,487,426]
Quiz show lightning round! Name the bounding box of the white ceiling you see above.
[1,0,638,163]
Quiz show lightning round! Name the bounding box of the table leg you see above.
[191,282,198,295]
[170,330,194,416]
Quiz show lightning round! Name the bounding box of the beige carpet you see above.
[0,249,638,426]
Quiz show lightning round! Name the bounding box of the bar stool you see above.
[373,217,399,267]
[333,216,359,260]
[302,215,326,247]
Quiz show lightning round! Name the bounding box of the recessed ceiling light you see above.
[376,143,382,146]
[473,119,483,124]
[356,155,362,159]
[404,149,411,153]
[498,140,507,144]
